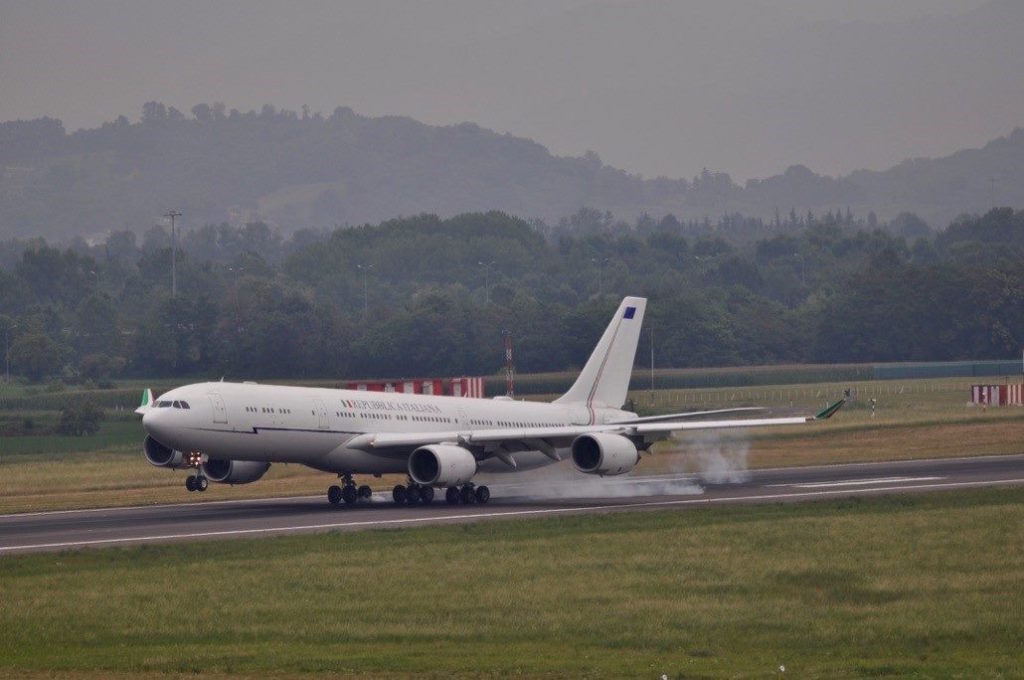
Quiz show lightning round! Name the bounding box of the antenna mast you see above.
[503,330,515,398]
[164,210,182,298]
[649,325,655,407]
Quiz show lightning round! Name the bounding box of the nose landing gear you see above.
[185,474,208,492]
[184,451,208,492]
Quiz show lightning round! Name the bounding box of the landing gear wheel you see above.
[185,475,196,492]
[474,485,490,504]
[328,485,343,506]
[420,485,435,504]
[460,485,476,504]
[392,485,407,505]
[197,477,209,492]
[446,487,461,505]
[358,485,373,500]
[341,485,358,505]
[406,485,422,505]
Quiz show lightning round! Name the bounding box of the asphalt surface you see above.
[1,454,1021,554]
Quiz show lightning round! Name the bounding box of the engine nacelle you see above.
[571,433,639,476]
[143,435,189,469]
[201,459,271,485]
[408,444,477,487]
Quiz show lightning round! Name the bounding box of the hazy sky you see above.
[1,0,1017,180]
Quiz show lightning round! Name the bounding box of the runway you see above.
[1,454,1021,554]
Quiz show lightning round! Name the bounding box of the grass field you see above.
[0,487,1021,678]
[1,416,139,457]
[1,377,1021,514]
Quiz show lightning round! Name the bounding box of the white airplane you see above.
[138,296,845,506]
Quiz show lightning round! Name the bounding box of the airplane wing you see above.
[608,406,766,424]
[347,398,846,463]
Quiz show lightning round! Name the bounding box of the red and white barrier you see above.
[971,384,1023,406]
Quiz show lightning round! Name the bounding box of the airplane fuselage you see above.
[143,381,632,475]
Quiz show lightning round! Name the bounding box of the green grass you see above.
[0,488,1021,678]
[0,417,140,459]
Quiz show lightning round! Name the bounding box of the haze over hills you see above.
[3,0,1019,181]
[1,104,1022,242]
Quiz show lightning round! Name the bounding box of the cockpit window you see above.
[172,401,181,408]
[180,401,190,409]
[157,400,172,408]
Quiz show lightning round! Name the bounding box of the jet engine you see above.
[570,433,639,476]
[201,458,271,485]
[143,435,189,469]
[408,444,477,487]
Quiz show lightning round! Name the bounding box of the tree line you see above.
[0,208,1021,383]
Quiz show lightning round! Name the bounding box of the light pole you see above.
[356,263,373,320]
[164,210,182,298]
[591,257,610,297]
[4,322,14,383]
[478,260,495,304]
[694,255,712,276]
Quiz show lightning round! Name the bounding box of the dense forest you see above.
[0,207,1021,383]
[1,104,1023,242]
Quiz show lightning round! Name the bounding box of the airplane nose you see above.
[142,409,167,439]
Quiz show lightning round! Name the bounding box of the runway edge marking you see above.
[767,475,945,489]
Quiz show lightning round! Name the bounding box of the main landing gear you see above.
[327,473,373,507]
[325,477,490,507]
[392,481,435,506]
[184,451,208,492]
[445,483,490,505]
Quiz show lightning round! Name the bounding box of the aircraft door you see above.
[457,407,469,430]
[208,393,228,424]
[313,398,329,430]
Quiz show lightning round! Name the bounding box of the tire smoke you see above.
[675,431,752,484]
[481,431,751,500]
[483,460,704,500]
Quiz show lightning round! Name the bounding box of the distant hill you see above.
[742,128,1024,227]
[0,103,1022,241]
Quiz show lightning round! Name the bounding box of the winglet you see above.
[134,388,153,415]
[814,397,846,420]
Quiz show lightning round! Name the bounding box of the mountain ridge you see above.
[0,104,1021,241]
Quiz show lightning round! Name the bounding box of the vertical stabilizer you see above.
[555,297,646,409]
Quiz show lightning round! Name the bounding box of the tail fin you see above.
[555,296,646,409]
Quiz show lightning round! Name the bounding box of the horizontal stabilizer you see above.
[814,398,847,420]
